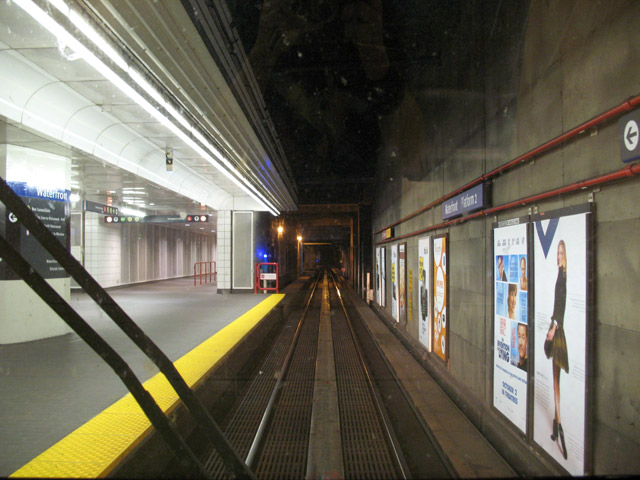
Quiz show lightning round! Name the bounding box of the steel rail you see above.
[245,271,322,468]
[328,269,410,479]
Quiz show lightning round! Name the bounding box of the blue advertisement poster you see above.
[493,221,529,433]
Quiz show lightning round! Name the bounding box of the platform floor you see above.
[0,278,270,476]
[2,275,518,478]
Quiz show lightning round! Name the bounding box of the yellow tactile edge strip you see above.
[10,294,285,479]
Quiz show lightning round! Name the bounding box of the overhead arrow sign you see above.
[624,120,638,150]
[619,111,640,163]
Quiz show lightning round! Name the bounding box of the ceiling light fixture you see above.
[14,0,280,216]
[120,206,146,217]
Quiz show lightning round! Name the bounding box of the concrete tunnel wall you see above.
[370,0,640,475]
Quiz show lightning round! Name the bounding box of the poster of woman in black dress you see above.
[545,240,569,459]
[533,208,589,476]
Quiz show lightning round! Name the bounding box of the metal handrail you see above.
[0,176,255,479]
[194,260,216,286]
[254,262,279,294]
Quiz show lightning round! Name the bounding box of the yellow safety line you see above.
[10,294,285,479]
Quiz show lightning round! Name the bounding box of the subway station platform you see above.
[1,274,517,478]
[0,278,280,477]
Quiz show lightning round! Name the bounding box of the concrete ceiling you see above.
[0,0,298,222]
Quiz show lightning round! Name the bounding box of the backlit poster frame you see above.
[398,243,407,326]
[380,246,386,307]
[376,247,381,305]
[492,218,529,434]
[418,236,431,351]
[532,204,592,476]
[391,243,398,321]
[432,234,448,362]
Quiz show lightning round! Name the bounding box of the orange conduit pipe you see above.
[376,163,640,245]
[375,94,640,235]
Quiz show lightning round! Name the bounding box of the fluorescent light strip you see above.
[0,96,219,208]
[15,0,280,215]
[120,206,146,217]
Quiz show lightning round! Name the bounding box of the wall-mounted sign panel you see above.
[4,183,70,280]
[83,200,118,215]
[382,227,394,240]
[619,110,640,163]
[442,183,488,220]
[104,214,209,224]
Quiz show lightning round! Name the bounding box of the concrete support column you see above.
[0,145,72,344]
[216,210,264,294]
[216,210,232,291]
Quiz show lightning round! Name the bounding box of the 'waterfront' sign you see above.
[442,183,488,220]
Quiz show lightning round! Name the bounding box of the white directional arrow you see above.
[624,120,639,151]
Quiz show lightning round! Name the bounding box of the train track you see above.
[189,268,450,479]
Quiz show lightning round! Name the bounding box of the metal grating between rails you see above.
[252,290,321,480]
[328,277,400,480]
[203,280,318,478]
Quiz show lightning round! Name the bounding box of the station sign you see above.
[259,273,277,280]
[619,110,640,163]
[104,214,209,224]
[3,181,70,280]
[105,215,141,224]
[84,200,118,215]
[442,183,489,220]
[143,215,184,223]
[382,227,394,240]
[185,214,208,222]
[7,181,70,202]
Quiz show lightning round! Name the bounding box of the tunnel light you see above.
[13,0,280,216]
[277,226,284,234]
[297,235,302,242]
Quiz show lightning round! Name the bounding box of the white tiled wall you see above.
[84,215,121,287]
[83,216,217,288]
[217,210,231,290]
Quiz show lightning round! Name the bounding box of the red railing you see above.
[194,261,216,286]
[255,262,279,294]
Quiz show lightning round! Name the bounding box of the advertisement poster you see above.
[398,243,407,326]
[391,244,398,321]
[380,247,386,307]
[533,208,589,475]
[418,236,431,351]
[432,235,447,361]
[408,269,413,325]
[376,247,381,305]
[493,221,529,433]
